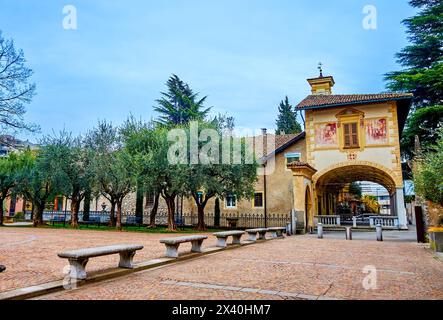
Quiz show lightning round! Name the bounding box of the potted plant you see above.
[429,227,443,253]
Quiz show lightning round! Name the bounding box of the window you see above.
[226,195,237,208]
[285,152,301,164]
[343,122,359,148]
[253,192,264,208]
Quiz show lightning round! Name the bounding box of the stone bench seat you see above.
[245,228,268,241]
[160,235,208,258]
[213,231,245,248]
[267,227,287,238]
[58,244,143,280]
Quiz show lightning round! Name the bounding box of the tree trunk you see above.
[135,182,144,223]
[109,201,116,227]
[166,197,177,231]
[214,198,221,227]
[0,198,4,226]
[196,204,206,231]
[83,190,91,221]
[33,203,45,227]
[116,201,122,231]
[70,198,79,228]
[149,192,160,228]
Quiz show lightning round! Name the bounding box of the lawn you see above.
[40,223,225,234]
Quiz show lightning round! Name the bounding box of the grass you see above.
[40,222,225,234]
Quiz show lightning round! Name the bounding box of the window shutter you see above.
[351,123,358,147]
[343,122,359,148]
[344,124,351,147]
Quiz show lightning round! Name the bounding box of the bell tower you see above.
[307,63,335,95]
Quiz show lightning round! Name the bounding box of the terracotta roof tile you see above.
[244,132,305,158]
[296,93,413,110]
[274,133,302,149]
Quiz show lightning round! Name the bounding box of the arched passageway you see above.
[313,163,407,229]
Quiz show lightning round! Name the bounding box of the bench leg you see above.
[248,233,257,241]
[232,234,242,245]
[258,232,267,240]
[68,258,89,280]
[216,237,228,248]
[270,231,278,238]
[119,251,136,269]
[191,240,204,253]
[165,244,180,258]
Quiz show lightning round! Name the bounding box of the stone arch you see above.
[312,160,402,195]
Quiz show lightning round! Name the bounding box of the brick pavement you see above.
[37,232,443,300]
[1,227,442,300]
[0,227,217,293]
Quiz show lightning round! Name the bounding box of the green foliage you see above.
[0,152,25,199]
[413,128,443,205]
[385,0,443,158]
[401,105,443,159]
[385,0,443,107]
[211,113,235,132]
[180,121,258,230]
[123,120,187,230]
[86,121,136,229]
[16,149,62,226]
[0,151,29,224]
[275,96,302,135]
[154,74,211,126]
[361,195,380,214]
[13,211,24,221]
[405,195,416,203]
[39,132,94,226]
[348,182,362,199]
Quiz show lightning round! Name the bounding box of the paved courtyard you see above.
[0,227,218,293]
[1,226,443,300]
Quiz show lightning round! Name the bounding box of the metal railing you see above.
[24,210,290,229]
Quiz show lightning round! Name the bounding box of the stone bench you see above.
[160,235,208,258]
[245,228,268,241]
[213,231,245,248]
[58,244,143,280]
[267,227,286,238]
[82,216,101,227]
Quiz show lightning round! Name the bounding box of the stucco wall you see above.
[306,101,404,188]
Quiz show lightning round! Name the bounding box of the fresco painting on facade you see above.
[315,123,338,148]
[366,118,388,145]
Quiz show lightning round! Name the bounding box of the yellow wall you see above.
[306,101,404,187]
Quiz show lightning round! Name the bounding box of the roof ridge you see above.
[296,92,413,110]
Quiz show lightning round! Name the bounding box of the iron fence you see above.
[25,210,290,229]
[156,212,290,229]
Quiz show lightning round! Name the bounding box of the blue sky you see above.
[0,0,416,142]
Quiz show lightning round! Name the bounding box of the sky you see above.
[0,0,416,142]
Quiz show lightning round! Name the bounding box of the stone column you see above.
[396,188,408,230]
[290,209,297,235]
[287,162,317,234]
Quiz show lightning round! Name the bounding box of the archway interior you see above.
[315,165,397,217]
